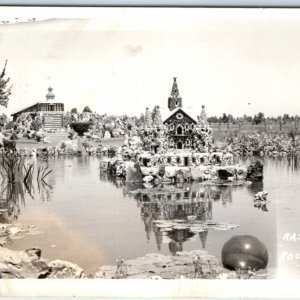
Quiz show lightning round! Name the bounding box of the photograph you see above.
[0,5,299,297]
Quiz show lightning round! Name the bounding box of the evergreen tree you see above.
[0,60,12,108]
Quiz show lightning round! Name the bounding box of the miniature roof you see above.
[11,102,40,116]
[11,101,63,116]
[162,107,198,124]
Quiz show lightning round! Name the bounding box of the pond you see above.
[2,155,299,277]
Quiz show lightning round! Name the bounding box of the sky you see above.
[1,7,300,119]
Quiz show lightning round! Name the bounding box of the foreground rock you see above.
[95,251,223,279]
[95,250,274,279]
[0,247,87,279]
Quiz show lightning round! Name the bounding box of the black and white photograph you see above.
[0,5,299,297]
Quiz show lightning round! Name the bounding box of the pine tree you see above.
[0,60,12,108]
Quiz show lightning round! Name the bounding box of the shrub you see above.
[71,122,92,136]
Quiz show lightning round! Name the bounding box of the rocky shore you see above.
[0,223,275,280]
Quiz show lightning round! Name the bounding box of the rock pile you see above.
[0,247,87,279]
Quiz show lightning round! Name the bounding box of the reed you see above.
[0,150,52,221]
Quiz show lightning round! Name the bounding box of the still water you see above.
[3,156,300,277]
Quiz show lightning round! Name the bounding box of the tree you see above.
[83,106,92,113]
[71,108,77,114]
[253,112,265,125]
[207,116,218,123]
[283,114,291,124]
[222,113,229,123]
[0,60,12,108]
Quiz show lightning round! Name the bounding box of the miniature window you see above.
[177,126,183,135]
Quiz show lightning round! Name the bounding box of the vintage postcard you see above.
[0,5,299,297]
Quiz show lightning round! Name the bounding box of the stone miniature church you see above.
[163,77,209,150]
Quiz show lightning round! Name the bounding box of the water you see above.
[2,155,300,277]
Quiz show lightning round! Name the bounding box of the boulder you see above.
[0,247,49,279]
[246,160,264,181]
[221,235,268,271]
[46,260,87,279]
[0,247,87,279]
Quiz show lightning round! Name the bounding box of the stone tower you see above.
[144,107,153,127]
[46,87,55,103]
[168,77,182,111]
[198,105,208,126]
[152,105,163,126]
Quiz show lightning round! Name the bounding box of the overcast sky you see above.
[1,7,300,118]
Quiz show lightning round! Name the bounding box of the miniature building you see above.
[11,87,64,129]
[168,77,182,111]
[163,77,208,150]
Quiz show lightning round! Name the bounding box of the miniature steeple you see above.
[168,77,182,111]
[198,105,208,126]
[199,230,208,249]
[152,105,163,126]
[144,107,153,127]
[46,87,55,102]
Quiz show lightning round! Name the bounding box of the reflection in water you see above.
[0,155,282,273]
[127,183,234,254]
[100,169,268,255]
[0,157,53,223]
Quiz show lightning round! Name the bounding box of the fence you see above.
[210,121,300,141]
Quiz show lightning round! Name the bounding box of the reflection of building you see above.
[11,87,64,129]
[128,183,233,253]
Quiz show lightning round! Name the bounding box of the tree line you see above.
[208,113,299,125]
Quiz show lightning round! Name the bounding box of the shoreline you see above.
[0,222,274,279]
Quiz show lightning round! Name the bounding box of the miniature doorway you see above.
[177,141,183,149]
[184,157,189,166]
